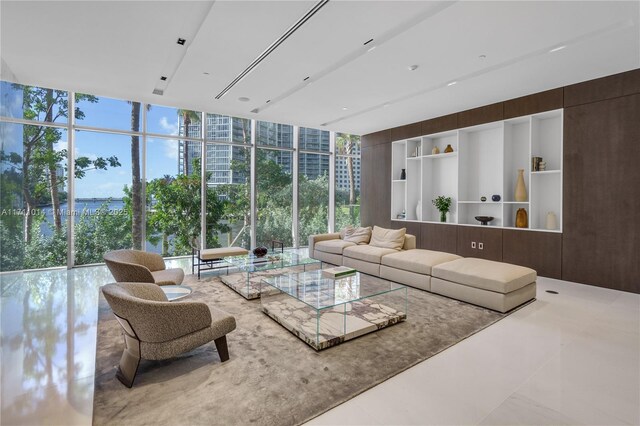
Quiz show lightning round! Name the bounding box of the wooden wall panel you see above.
[421,113,458,135]
[390,220,421,244]
[504,88,564,118]
[420,223,458,254]
[564,69,640,107]
[361,129,390,149]
[390,122,422,142]
[503,230,562,279]
[457,102,504,128]
[457,227,502,261]
[562,93,640,293]
[360,143,391,229]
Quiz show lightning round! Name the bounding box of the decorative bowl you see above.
[475,216,494,226]
[252,246,268,258]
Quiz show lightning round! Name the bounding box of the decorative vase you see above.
[444,144,454,153]
[253,246,268,257]
[492,194,501,202]
[400,169,406,180]
[515,169,527,201]
[546,211,557,230]
[480,196,487,202]
[515,208,528,228]
[432,146,440,155]
[440,211,447,223]
[416,201,422,221]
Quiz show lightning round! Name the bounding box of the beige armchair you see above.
[101,282,237,387]
[104,249,184,286]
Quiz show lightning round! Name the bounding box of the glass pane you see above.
[256,149,293,247]
[146,137,201,257]
[1,122,68,271]
[206,113,251,144]
[74,131,140,265]
[335,155,361,230]
[147,105,201,139]
[298,152,329,246]
[206,143,251,249]
[256,121,293,148]
[299,127,329,152]
[75,95,141,132]
[0,81,68,123]
[335,133,361,156]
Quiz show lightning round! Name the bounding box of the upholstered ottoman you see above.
[380,249,462,291]
[431,258,536,313]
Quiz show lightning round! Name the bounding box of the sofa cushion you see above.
[341,226,372,244]
[369,226,406,250]
[199,246,249,261]
[343,245,397,264]
[381,249,462,275]
[151,268,185,286]
[315,239,356,254]
[431,258,536,294]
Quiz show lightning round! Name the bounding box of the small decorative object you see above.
[432,195,452,223]
[532,156,543,171]
[538,161,547,171]
[253,246,268,257]
[432,146,440,155]
[546,211,557,230]
[480,196,487,202]
[515,169,527,201]
[444,144,454,153]
[400,168,406,180]
[322,266,356,279]
[492,194,501,202]
[475,216,494,226]
[415,200,422,221]
[515,208,528,228]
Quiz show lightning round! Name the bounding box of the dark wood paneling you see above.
[390,220,421,243]
[564,69,640,107]
[562,93,640,293]
[420,223,457,254]
[390,122,422,142]
[503,230,562,279]
[504,88,564,119]
[420,113,458,135]
[457,102,503,128]
[457,227,502,261]
[360,143,391,229]
[361,129,390,149]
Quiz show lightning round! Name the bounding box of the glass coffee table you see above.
[260,270,407,350]
[220,250,321,300]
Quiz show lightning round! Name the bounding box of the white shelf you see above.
[390,109,563,233]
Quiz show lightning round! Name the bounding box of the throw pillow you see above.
[369,226,406,250]
[342,226,372,244]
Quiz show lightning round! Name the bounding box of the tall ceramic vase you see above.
[415,201,422,221]
[515,169,527,202]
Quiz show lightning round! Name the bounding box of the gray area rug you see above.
[93,273,510,425]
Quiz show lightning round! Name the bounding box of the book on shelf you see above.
[321,266,357,279]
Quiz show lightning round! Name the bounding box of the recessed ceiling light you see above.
[342,107,348,111]
[363,38,374,45]
[238,97,250,102]
[303,76,310,81]
[447,81,457,86]
[160,76,167,81]
[549,45,566,53]
[203,72,210,75]
[479,54,487,59]
[408,65,418,71]
[367,45,376,52]
[177,38,186,46]
[266,100,271,103]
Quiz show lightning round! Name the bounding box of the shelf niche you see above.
[390,109,563,232]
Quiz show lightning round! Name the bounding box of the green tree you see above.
[178,109,200,175]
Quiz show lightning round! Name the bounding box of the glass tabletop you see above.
[261,270,406,310]
[223,250,319,272]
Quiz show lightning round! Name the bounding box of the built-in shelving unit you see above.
[391,109,563,232]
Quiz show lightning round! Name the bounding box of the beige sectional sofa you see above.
[309,226,536,313]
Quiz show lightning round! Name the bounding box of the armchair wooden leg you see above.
[116,333,141,388]
[214,335,230,362]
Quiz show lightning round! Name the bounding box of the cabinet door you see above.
[502,230,562,279]
[420,223,457,254]
[457,227,502,261]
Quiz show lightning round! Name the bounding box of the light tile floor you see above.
[1,261,638,426]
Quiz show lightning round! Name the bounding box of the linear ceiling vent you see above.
[152,89,164,96]
[250,108,259,113]
[215,0,329,100]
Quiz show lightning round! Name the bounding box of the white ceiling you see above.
[1,1,639,135]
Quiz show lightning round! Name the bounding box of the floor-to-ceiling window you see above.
[298,127,330,246]
[0,80,361,271]
[335,133,361,230]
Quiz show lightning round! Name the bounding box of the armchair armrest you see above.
[308,232,341,258]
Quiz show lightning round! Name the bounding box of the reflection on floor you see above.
[1,259,638,425]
